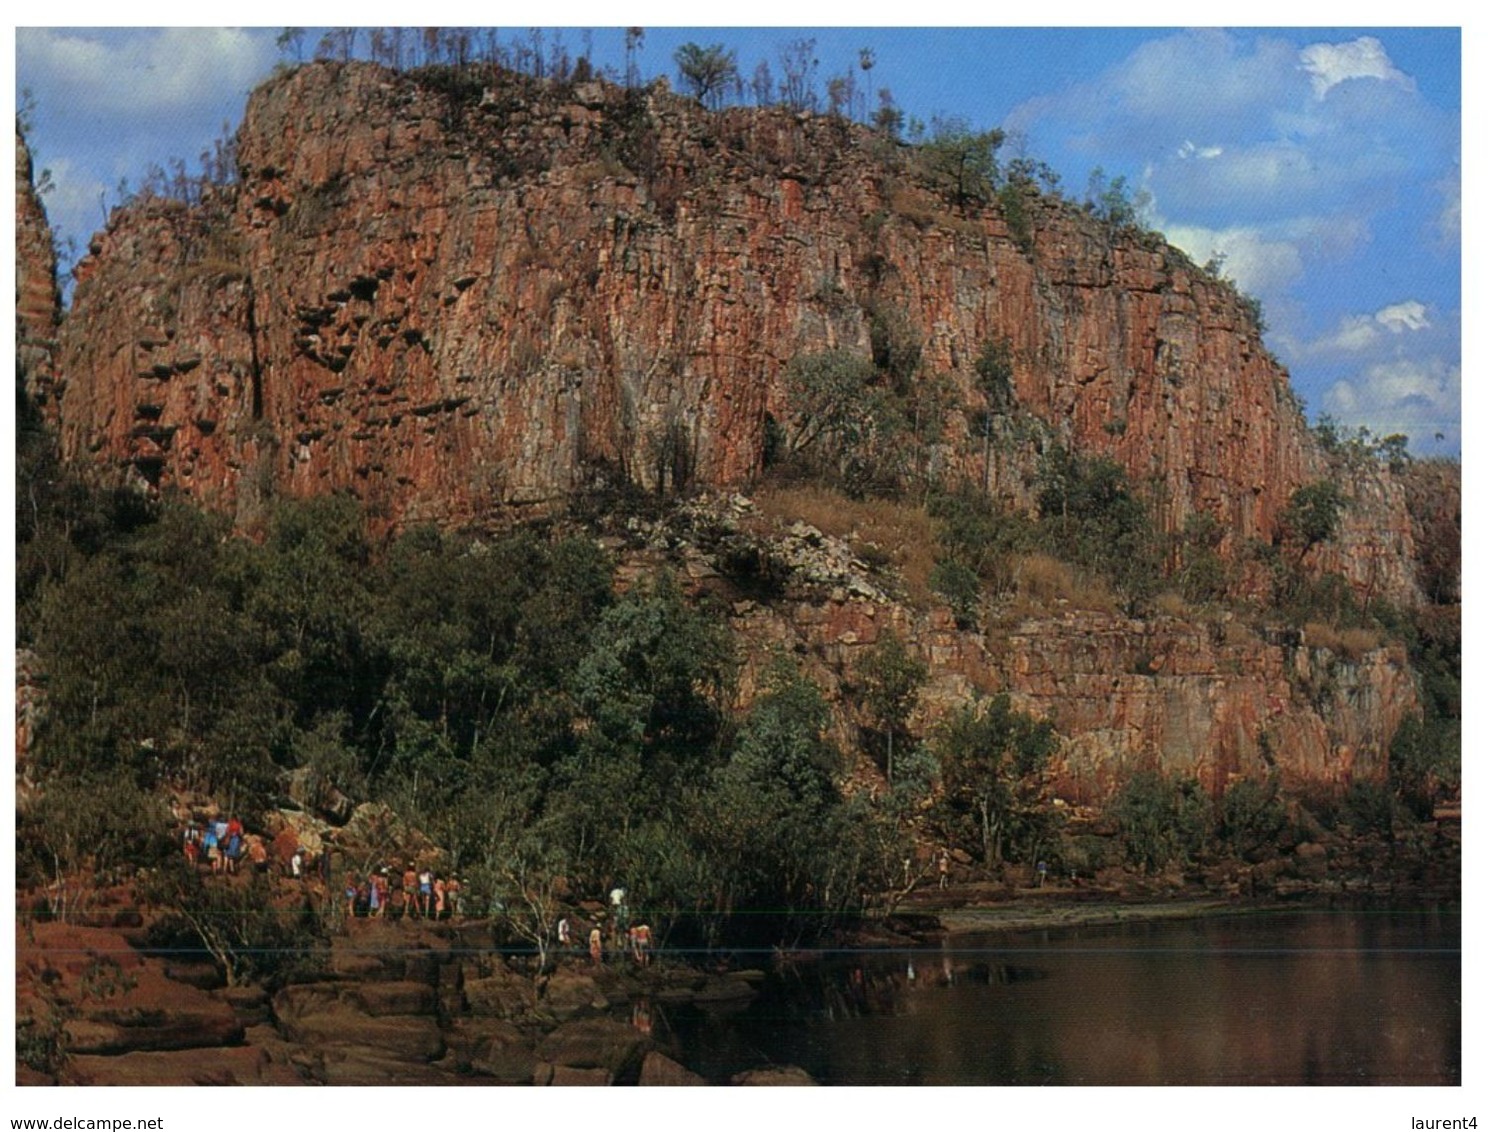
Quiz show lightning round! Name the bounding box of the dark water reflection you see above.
[655,907,1460,1085]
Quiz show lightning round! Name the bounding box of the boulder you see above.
[731,1065,818,1085]
[464,969,537,1019]
[1294,841,1329,880]
[446,1019,537,1084]
[535,1018,649,1083]
[541,968,610,1019]
[693,974,759,1004]
[639,1051,706,1086]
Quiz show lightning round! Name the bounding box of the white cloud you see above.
[1299,37,1414,100]
[1177,140,1223,160]
[18,28,275,119]
[1374,301,1430,334]
[1165,223,1304,296]
[1161,213,1370,303]
[1313,315,1381,354]
[1286,300,1432,360]
[1323,357,1459,452]
[1435,166,1461,247]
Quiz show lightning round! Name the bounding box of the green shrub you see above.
[865,300,923,390]
[1110,771,1213,872]
[1341,780,1401,835]
[1218,778,1289,857]
[1034,445,1161,604]
[930,559,981,627]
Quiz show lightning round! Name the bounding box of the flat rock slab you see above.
[64,1007,243,1055]
[280,1009,445,1061]
[353,979,438,1016]
[546,1064,613,1086]
[62,1045,302,1086]
[313,1047,470,1086]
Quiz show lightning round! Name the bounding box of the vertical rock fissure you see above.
[244,274,264,420]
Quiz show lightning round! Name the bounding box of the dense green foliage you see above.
[16,434,915,946]
[1034,445,1162,603]
[932,694,1057,866]
[1279,481,1345,560]
[854,631,928,785]
[1110,771,1214,872]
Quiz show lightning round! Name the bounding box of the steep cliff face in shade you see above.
[16,129,60,419]
[47,61,1420,606]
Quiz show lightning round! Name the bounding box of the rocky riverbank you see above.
[16,906,800,1086]
[905,811,1460,940]
[16,808,1456,1086]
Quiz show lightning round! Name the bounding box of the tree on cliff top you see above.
[674,43,740,110]
[915,116,1006,211]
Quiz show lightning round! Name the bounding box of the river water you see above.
[651,906,1460,1085]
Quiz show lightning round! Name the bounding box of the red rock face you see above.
[15,129,60,419]
[728,593,1414,804]
[53,62,1417,604]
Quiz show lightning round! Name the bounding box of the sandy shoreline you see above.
[936,895,1259,936]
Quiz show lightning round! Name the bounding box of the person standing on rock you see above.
[589,924,604,966]
[632,923,652,966]
[402,863,417,920]
[291,848,304,880]
[447,875,462,921]
[610,885,628,945]
[204,825,221,874]
[434,875,447,920]
[939,850,950,889]
[418,867,434,918]
[558,916,572,951]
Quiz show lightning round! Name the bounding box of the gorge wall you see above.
[18,63,1438,798]
[16,128,59,418]
[45,61,1419,605]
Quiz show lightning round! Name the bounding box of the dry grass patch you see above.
[1151,591,1188,618]
[752,485,940,605]
[1305,621,1382,659]
[1011,553,1116,613]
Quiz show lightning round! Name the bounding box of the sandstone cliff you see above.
[15,129,60,420]
[630,495,1417,804]
[45,61,1418,604]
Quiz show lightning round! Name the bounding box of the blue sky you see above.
[14,24,1463,456]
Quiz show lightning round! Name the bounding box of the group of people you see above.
[182,817,267,875]
[555,884,655,967]
[180,819,465,925]
[344,864,464,922]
